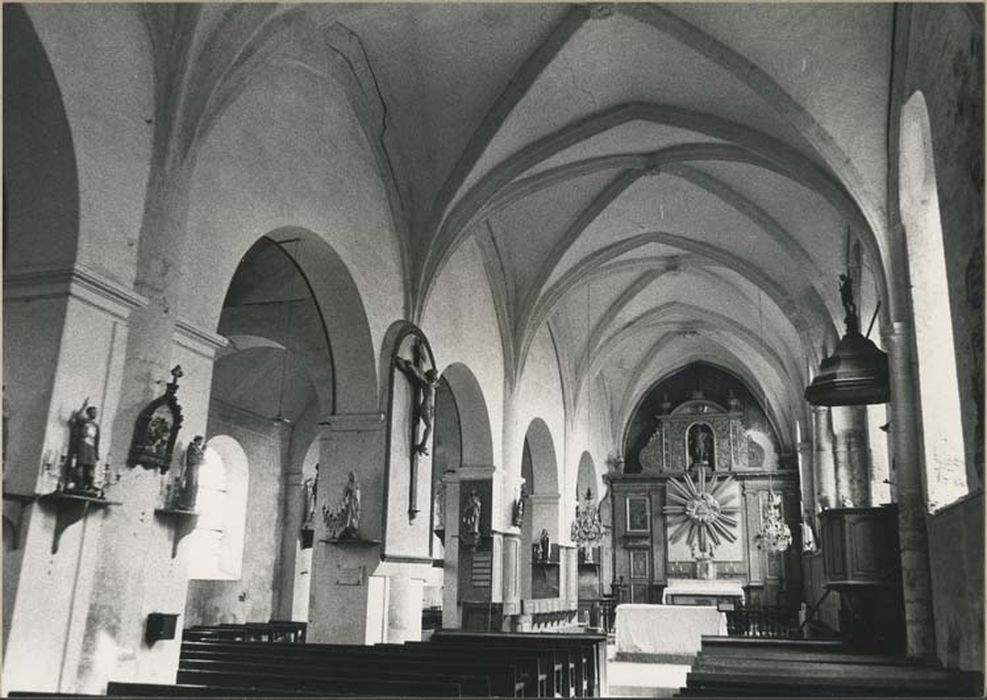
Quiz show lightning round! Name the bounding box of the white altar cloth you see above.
[614,604,727,658]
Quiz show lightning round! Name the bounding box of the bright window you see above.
[899,90,969,512]
[187,436,248,580]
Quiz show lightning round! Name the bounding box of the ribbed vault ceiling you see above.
[337,2,891,450]
[172,3,895,450]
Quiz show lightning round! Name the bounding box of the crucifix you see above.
[394,339,438,521]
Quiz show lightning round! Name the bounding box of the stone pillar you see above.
[797,439,816,517]
[308,412,386,645]
[386,575,424,643]
[812,406,837,511]
[867,404,893,506]
[501,532,521,624]
[273,462,306,620]
[2,268,147,695]
[889,322,936,659]
[831,405,872,508]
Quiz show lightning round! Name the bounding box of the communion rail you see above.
[725,605,799,639]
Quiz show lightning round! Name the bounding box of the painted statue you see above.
[178,435,205,509]
[463,489,481,536]
[67,399,101,493]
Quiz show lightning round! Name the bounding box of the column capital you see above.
[442,464,496,481]
[4,264,148,320]
[318,412,386,433]
[174,317,229,359]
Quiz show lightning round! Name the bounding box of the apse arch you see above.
[3,4,80,273]
[620,361,787,474]
[898,90,969,511]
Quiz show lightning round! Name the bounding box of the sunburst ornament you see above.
[664,466,740,554]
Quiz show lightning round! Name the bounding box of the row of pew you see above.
[103,624,607,697]
[677,636,983,697]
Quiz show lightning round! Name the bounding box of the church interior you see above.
[2,2,984,697]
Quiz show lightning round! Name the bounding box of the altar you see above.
[661,578,745,607]
[614,603,727,660]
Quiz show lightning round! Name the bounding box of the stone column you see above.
[501,532,521,624]
[797,439,816,518]
[831,405,872,508]
[889,321,936,659]
[273,461,306,620]
[386,575,424,643]
[308,412,386,645]
[812,406,837,510]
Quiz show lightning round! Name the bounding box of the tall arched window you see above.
[187,436,249,580]
[899,90,969,512]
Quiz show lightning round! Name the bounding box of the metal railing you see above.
[725,605,799,639]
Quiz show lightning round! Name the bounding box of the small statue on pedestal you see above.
[67,399,101,495]
[511,483,527,528]
[537,528,551,562]
[302,464,319,530]
[323,471,361,540]
[176,435,205,509]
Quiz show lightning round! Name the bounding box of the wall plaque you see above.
[336,565,365,586]
[470,549,492,587]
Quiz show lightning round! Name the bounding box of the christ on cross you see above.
[395,341,439,456]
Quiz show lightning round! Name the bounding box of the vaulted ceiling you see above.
[167,3,896,449]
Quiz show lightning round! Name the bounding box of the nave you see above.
[2,2,983,698]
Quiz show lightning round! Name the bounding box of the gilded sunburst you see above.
[664,466,740,553]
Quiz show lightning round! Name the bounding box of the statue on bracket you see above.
[461,488,482,548]
[394,341,439,456]
[302,464,319,531]
[323,470,361,541]
[511,482,527,528]
[174,435,204,510]
[128,366,185,473]
[535,528,551,563]
[66,398,102,495]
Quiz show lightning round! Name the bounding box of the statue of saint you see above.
[67,399,101,493]
[538,528,551,562]
[463,489,481,536]
[178,435,205,509]
[341,471,361,535]
[689,425,712,465]
[512,483,527,528]
[839,273,858,332]
[302,464,319,529]
[394,342,439,456]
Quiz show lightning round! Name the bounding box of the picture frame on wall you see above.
[626,495,650,532]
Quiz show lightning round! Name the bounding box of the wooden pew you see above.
[180,640,523,696]
[179,655,492,696]
[176,667,462,696]
[107,681,323,696]
[429,629,608,697]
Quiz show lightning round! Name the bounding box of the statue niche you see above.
[687,422,715,469]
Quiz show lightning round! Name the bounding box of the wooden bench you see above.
[180,639,525,696]
[430,629,608,697]
[107,681,323,696]
[176,667,463,696]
